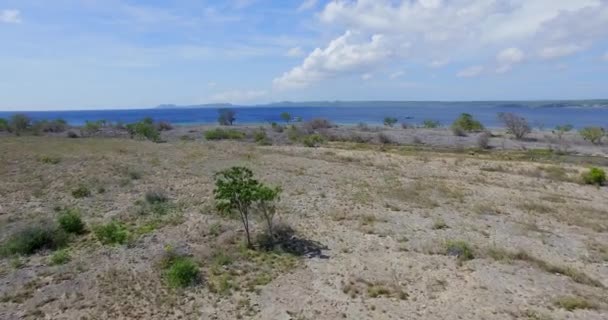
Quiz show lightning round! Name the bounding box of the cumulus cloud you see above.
[209,90,267,103]
[298,0,318,12]
[276,0,608,88]
[0,9,21,23]
[457,66,484,78]
[286,47,305,57]
[274,31,393,88]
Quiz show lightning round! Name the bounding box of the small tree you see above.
[422,119,440,129]
[579,127,604,145]
[383,117,398,127]
[0,118,9,131]
[280,112,292,123]
[10,114,31,135]
[553,124,573,141]
[214,167,260,247]
[498,112,531,140]
[218,109,236,126]
[452,113,484,133]
[255,185,281,238]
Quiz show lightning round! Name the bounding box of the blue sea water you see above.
[1,103,607,128]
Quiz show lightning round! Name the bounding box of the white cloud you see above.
[209,90,267,103]
[276,0,608,88]
[389,71,404,79]
[298,0,318,12]
[429,59,449,68]
[457,66,484,78]
[274,30,392,89]
[0,9,21,24]
[361,73,373,80]
[539,44,584,59]
[286,47,305,57]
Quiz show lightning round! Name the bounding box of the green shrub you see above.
[579,126,604,145]
[32,119,68,134]
[287,125,300,141]
[145,190,169,204]
[422,119,440,128]
[71,185,91,198]
[83,120,102,135]
[0,118,8,131]
[253,128,271,145]
[94,221,129,245]
[1,224,69,256]
[38,155,61,164]
[50,249,71,265]
[57,209,86,234]
[126,120,161,142]
[280,112,292,123]
[217,109,236,126]
[204,128,245,140]
[582,167,606,186]
[165,257,200,288]
[302,134,325,147]
[127,168,143,180]
[271,122,284,133]
[452,113,484,132]
[383,117,398,127]
[9,114,31,135]
[554,296,596,311]
[445,240,474,262]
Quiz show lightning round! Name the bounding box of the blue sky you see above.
[1,0,608,110]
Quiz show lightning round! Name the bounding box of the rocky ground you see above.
[0,136,607,319]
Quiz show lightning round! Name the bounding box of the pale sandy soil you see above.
[0,136,607,320]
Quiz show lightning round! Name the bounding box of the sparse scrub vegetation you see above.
[581,167,606,186]
[422,119,440,128]
[280,112,292,123]
[0,118,9,131]
[303,118,332,132]
[217,108,236,126]
[71,185,92,198]
[383,117,398,127]
[253,128,271,145]
[164,255,200,288]
[204,128,245,140]
[445,240,474,263]
[38,155,61,164]
[579,126,604,145]
[302,134,325,147]
[94,221,129,245]
[9,113,32,135]
[452,113,484,135]
[126,118,161,142]
[50,249,71,265]
[554,296,596,311]
[498,112,531,139]
[57,208,86,234]
[476,131,491,149]
[1,224,69,256]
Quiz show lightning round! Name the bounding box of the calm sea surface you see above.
[1,103,607,128]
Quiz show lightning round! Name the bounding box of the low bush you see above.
[145,190,169,204]
[554,296,596,311]
[204,128,246,140]
[0,118,8,131]
[32,119,68,134]
[83,120,102,135]
[67,130,79,138]
[477,131,491,149]
[156,121,173,131]
[270,122,284,133]
[94,221,129,245]
[165,257,200,288]
[57,209,86,234]
[287,125,301,141]
[383,117,398,127]
[50,249,71,265]
[253,128,271,145]
[303,118,333,132]
[71,185,91,198]
[126,120,161,142]
[445,240,474,262]
[579,126,604,145]
[378,132,393,145]
[452,113,484,132]
[451,126,467,137]
[39,155,61,164]
[218,109,236,126]
[302,134,325,147]
[1,224,69,256]
[498,112,531,139]
[422,119,440,129]
[582,167,606,186]
[9,114,31,135]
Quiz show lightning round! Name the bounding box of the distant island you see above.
[155,100,608,109]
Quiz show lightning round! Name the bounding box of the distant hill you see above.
[156,103,233,109]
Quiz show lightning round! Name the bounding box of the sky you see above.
[1,0,608,111]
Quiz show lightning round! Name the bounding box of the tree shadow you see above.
[257,224,329,259]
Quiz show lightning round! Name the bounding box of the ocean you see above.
[1,102,607,129]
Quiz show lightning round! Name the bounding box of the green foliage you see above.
[270,122,284,133]
[302,134,325,147]
[422,119,441,128]
[280,112,292,123]
[214,167,282,248]
[218,108,236,126]
[9,114,31,135]
[83,120,102,135]
[554,296,596,311]
[383,117,398,127]
[287,125,300,141]
[50,249,71,265]
[38,155,61,164]
[253,128,271,145]
[32,119,68,134]
[145,190,169,204]
[452,113,484,132]
[165,257,200,288]
[57,209,86,234]
[1,224,68,256]
[0,118,8,131]
[204,128,246,140]
[71,185,91,198]
[445,240,474,262]
[126,120,161,142]
[94,221,129,245]
[579,126,604,145]
[582,167,606,186]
